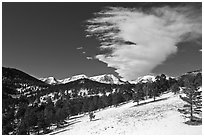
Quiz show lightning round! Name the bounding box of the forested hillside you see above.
[2,67,202,135]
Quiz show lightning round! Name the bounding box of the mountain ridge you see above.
[40,74,126,85]
[38,69,202,85]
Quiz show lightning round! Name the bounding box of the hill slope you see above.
[50,92,202,135]
[3,67,46,85]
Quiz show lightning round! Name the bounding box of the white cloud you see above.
[76,46,83,50]
[86,57,93,60]
[199,49,202,52]
[82,51,86,54]
[86,5,201,81]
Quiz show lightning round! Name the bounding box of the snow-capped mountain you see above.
[137,75,156,83]
[39,74,175,85]
[39,74,157,85]
[90,74,125,84]
[40,73,181,85]
[39,77,60,85]
[129,75,156,84]
[58,74,88,84]
[40,74,124,85]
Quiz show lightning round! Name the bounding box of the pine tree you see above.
[133,83,144,105]
[133,92,140,105]
[143,84,148,100]
[193,88,202,115]
[112,93,118,107]
[2,106,15,135]
[44,97,55,129]
[55,107,62,127]
[44,108,53,129]
[88,99,95,112]
[24,107,38,134]
[92,96,99,110]
[171,83,180,94]
[155,74,168,94]
[82,97,89,113]
[151,82,159,101]
[36,110,47,134]
[168,77,177,88]
[17,118,28,135]
[100,95,109,108]
[61,101,70,121]
[143,83,152,100]
[180,78,202,121]
[54,98,66,127]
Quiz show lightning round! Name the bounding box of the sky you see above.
[2,2,202,81]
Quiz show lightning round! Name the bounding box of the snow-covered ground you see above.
[49,92,202,135]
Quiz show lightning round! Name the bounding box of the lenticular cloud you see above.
[86,5,201,81]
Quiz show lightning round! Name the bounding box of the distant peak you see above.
[70,74,88,79]
[71,74,87,77]
[39,76,60,85]
[58,74,88,84]
[47,76,56,79]
[90,74,124,84]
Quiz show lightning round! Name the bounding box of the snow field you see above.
[50,92,202,135]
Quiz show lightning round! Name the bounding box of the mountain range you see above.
[39,74,126,85]
[39,74,157,85]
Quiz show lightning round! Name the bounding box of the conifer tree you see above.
[55,107,62,127]
[100,95,109,108]
[82,97,89,113]
[133,92,140,105]
[171,83,180,94]
[133,83,143,105]
[36,110,48,134]
[44,97,55,128]
[18,118,28,135]
[61,101,70,120]
[152,82,159,101]
[180,78,202,121]
[24,107,38,134]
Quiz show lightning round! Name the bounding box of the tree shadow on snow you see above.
[131,97,170,108]
[184,116,202,126]
[49,128,69,135]
[178,109,202,126]
[90,118,101,122]
[49,120,81,135]
[69,114,85,120]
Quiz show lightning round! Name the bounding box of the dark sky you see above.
[2,2,202,79]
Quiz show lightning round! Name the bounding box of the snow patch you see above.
[59,74,88,84]
[90,74,124,84]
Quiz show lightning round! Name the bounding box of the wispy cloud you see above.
[86,4,202,80]
[82,51,86,54]
[86,57,93,60]
[199,49,202,52]
[76,46,83,50]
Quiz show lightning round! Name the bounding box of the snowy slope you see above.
[39,77,60,85]
[49,92,202,135]
[90,74,124,84]
[58,74,88,84]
